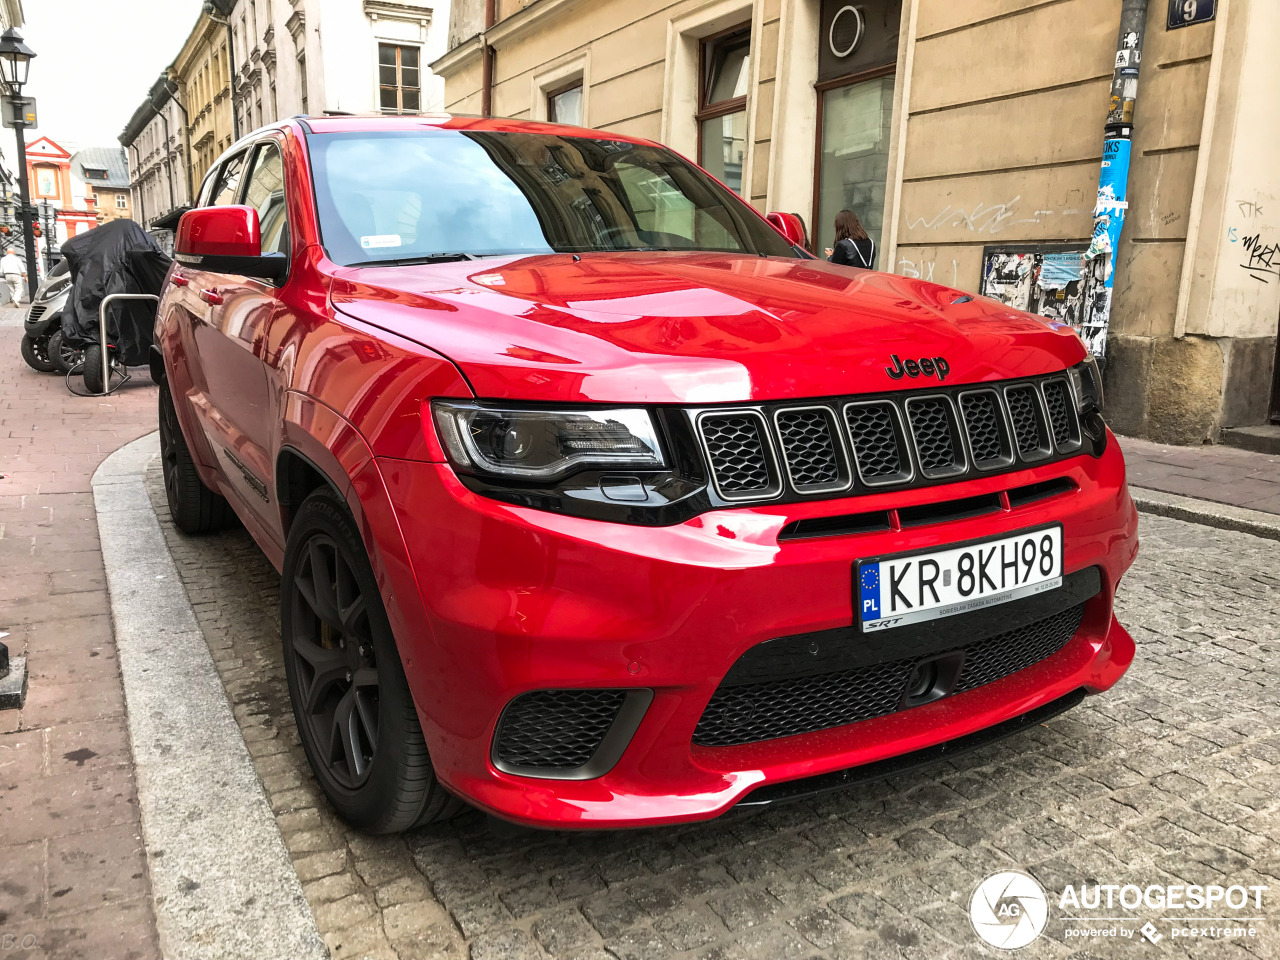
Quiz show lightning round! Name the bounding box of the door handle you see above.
[171,274,189,287]
[199,288,223,305]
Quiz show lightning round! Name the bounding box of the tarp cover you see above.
[60,220,172,365]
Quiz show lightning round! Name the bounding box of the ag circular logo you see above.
[969,871,1049,950]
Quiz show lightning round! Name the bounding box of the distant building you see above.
[120,77,190,253]
[0,0,21,30]
[72,147,132,226]
[171,9,237,190]
[24,136,96,244]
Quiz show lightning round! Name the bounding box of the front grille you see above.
[1041,380,1076,449]
[694,373,1083,503]
[693,603,1086,747]
[493,689,627,770]
[776,408,845,492]
[1006,385,1049,458]
[906,397,963,478]
[960,390,1007,467]
[699,412,776,498]
[26,304,46,322]
[845,402,908,484]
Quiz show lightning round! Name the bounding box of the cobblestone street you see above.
[144,463,1280,960]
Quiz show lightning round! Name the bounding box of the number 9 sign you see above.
[1168,0,1215,28]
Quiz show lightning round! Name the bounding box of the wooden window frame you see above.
[545,78,583,124]
[809,62,896,254]
[695,23,751,166]
[379,42,421,115]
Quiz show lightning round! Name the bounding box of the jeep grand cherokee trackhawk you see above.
[155,115,1138,832]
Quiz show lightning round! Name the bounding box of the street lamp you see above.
[0,27,38,301]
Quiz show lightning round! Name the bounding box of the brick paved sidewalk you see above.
[0,308,163,960]
[1118,434,1280,516]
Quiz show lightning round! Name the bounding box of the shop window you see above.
[814,73,893,264]
[379,43,421,114]
[696,26,750,196]
[546,80,583,126]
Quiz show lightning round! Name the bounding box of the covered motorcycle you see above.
[60,219,171,366]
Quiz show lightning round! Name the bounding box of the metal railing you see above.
[76,293,160,396]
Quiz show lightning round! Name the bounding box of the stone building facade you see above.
[171,11,238,189]
[119,77,191,252]
[433,0,1280,444]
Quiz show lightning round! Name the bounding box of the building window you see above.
[697,26,750,196]
[814,73,894,264]
[546,80,583,126]
[298,53,308,114]
[116,193,127,209]
[379,43,420,114]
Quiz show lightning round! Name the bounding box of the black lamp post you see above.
[0,27,38,301]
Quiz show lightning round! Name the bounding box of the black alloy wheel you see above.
[157,379,236,533]
[47,330,81,374]
[289,532,381,789]
[282,487,462,832]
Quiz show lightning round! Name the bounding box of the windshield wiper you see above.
[359,252,481,266]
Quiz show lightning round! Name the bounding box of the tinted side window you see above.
[243,142,291,258]
[212,152,248,205]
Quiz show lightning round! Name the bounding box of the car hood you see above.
[329,252,1086,404]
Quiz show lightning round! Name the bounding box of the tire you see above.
[281,487,462,833]
[158,379,236,534]
[47,330,80,374]
[20,334,55,372]
[82,344,106,394]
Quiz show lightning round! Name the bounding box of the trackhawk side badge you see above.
[886,354,950,381]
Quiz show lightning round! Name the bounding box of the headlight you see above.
[1068,356,1103,414]
[431,402,666,480]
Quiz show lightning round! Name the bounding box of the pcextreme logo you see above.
[969,871,1049,950]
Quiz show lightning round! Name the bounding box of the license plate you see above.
[857,526,1063,632]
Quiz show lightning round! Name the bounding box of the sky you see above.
[9,0,204,158]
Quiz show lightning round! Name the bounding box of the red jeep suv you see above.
[156,115,1138,832]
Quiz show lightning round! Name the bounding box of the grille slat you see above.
[776,408,845,492]
[1006,385,1049,459]
[906,397,964,478]
[844,402,909,484]
[700,413,776,498]
[494,689,627,770]
[960,391,1007,467]
[1041,380,1076,449]
[693,603,1086,747]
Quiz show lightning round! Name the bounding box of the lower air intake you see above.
[493,689,627,770]
[693,603,1086,747]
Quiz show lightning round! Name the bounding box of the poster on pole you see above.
[979,243,1102,354]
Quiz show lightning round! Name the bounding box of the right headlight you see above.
[431,401,666,481]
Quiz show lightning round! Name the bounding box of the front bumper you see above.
[372,431,1138,828]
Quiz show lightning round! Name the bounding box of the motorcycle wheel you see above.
[47,330,81,374]
[20,334,57,373]
[82,344,106,394]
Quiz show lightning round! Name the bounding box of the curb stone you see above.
[93,431,328,960]
[1129,485,1280,543]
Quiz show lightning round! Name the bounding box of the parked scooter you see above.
[19,260,83,374]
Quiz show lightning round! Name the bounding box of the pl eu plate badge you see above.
[860,565,881,622]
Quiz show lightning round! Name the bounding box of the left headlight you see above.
[1068,355,1103,414]
[431,401,666,481]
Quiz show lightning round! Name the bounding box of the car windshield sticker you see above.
[360,234,402,250]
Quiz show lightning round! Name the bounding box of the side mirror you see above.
[176,205,287,283]
[766,212,807,248]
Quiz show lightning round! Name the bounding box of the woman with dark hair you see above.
[828,209,876,269]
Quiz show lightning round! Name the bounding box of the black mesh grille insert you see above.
[961,391,1005,465]
[907,398,961,475]
[701,414,773,495]
[1006,386,1047,456]
[1042,380,1074,448]
[845,402,904,481]
[693,604,1085,747]
[494,689,626,770]
[777,409,841,490]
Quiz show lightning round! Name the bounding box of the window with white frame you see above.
[116,193,127,209]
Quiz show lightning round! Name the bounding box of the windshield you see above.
[307,129,797,266]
